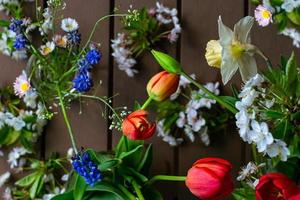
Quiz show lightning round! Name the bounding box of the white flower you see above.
[282,0,300,12]
[237,162,258,181]
[199,127,210,146]
[176,112,186,128]
[266,139,290,161]
[239,88,259,108]
[235,109,251,142]
[157,120,183,146]
[23,90,38,109]
[186,109,206,132]
[40,41,55,56]
[242,74,264,90]
[53,35,67,48]
[254,5,273,27]
[111,33,138,77]
[281,28,300,48]
[8,147,29,169]
[3,187,12,200]
[248,121,273,152]
[0,172,10,187]
[196,82,220,108]
[61,18,79,32]
[184,125,195,142]
[13,71,31,97]
[67,148,74,159]
[61,174,69,182]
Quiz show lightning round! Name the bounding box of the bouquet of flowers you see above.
[111,2,181,77]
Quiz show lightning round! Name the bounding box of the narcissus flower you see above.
[254,5,273,27]
[40,41,55,56]
[256,173,300,200]
[147,71,179,101]
[185,157,233,200]
[122,110,156,140]
[14,71,31,97]
[217,16,263,84]
[205,40,222,68]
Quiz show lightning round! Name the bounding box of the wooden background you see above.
[0,0,299,199]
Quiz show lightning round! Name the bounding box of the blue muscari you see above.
[71,151,102,186]
[67,30,81,45]
[86,48,102,65]
[72,72,93,92]
[9,19,23,33]
[77,58,92,74]
[13,34,27,50]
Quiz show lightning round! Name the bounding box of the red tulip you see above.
[185,157,233,200]
[147,71,179,101]
[122,110,156,140]
[289,193,300,200]
[256,173,300,200]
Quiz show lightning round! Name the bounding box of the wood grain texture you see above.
[45,0,110,157]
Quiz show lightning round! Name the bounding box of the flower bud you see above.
[151,50,182,74]
[147,71,179,101]
[205,40,222,68]
[122,110,156,140]
[185,157,233,200]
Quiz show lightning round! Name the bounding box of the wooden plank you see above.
[45,0,110,156]
[112,1,178,199]
[178,0,245,199]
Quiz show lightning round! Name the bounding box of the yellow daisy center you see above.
[43,47,52,55]
[261,10,271,19]
[20,82,30,92]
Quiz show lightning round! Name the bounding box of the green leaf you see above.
[0,126,10,145]
[15,172,39,187]
[4,130,21,145]
[0,20,9,27]
[276,157,300,180]
[264,110,285,119]
[134,101,142,110]
[83,192,123,200]
[151,50,182,74]
[137,144,152,173]
[99,159,121,171]
[29,173,43,199]
[273,119,290,139]
[119,145,143,160]
[142,186,163,200]
[285,52,297,85]
[52,191,74,200]
[74,174,87,200]
[287,8,300,25]
[219,96,238,109]
[232,186,256,200]
[86,182,128,200]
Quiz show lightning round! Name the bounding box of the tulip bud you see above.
[147,71,179,101]
[256,173,300,200]
[205,40,222,68]
[185,157,233,200]
[122,110,156,140]
[151,50,182,74]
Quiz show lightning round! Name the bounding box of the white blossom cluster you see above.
[281,0,300,12]
[237,162,265,189]
[111,33,137,77]
[155,2,181,43]
[176,82,219,145]
[157,120,183,146]
[0,0,33,14]
[235,74,290,161]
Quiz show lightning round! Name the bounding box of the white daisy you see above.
[61,18,79,32]
[40,41,55,56]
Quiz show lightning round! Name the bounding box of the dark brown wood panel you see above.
[45,0,110,156]
[178,0,246,199]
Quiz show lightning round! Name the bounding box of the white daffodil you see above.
[218,16,263,84]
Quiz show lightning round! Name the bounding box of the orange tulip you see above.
[147,71,179,101]
[122,110,156,140]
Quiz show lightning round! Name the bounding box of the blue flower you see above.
[13,34,27,50]
[71,151,102,186]
[9,19,23,33]
[86,48,102,65]
[77,58,92,74]
[72,72,93,92]
[67,30,81,45]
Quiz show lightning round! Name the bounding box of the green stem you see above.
[56,86,78,154]
[79,14,127,57]
[181,71,238,114]
[117,184,136,200]
[132,180,145,200]
[251,144,258,164]
[147,175,186,186]
[141,97,152,110]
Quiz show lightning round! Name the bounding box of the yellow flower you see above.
[205,40,222,68]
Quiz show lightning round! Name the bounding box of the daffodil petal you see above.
[221,50,239,84]
[238,54,257,82]
[233,16,254,43]
[218,16,233,46]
